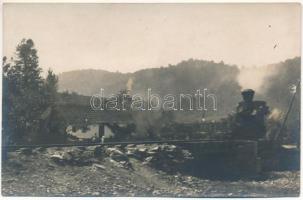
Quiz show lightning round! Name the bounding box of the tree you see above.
[40,69,67,143]
[2,39,66,144]
[2,39,45,143]
[44,69,59,105]
[2,57,12,156]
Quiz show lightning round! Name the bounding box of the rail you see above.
[2,139,255,150]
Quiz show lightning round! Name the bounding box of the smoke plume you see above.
[237,66,276,93]
[126,77,134,91]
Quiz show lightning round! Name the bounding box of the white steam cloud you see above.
[237,66,277,93]
[126,77,134,91]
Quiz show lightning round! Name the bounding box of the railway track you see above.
[2,139,253,150]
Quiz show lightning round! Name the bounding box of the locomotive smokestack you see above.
[241,89,255,103]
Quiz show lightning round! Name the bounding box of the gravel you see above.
[1,146,300,197]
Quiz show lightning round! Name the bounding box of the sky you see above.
[3,3,301,74]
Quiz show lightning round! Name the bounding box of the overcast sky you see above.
[3,3,301,74]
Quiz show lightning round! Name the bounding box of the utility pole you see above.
[274,80,300,141]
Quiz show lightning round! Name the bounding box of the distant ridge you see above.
[58,57,300,119]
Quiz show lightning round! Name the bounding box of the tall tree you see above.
[3,39,47,143]
[41,69,67,143]
[44,69,59,105]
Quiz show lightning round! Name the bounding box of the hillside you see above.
[2,145,300,197]
[58,59,242,116]
[58,69,130,96]
[58,57,300,118]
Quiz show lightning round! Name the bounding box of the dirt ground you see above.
[1,146,300,197]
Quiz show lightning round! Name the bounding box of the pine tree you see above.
[41,69,67,143]
[3,39,45,143]
[45,69,59,105]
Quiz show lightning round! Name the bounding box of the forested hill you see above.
[58,59,241,114]
[58,59,241,96]
[58,69,130,96]
[58,57,300,117]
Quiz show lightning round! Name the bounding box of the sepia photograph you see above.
[1,2,301,197]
